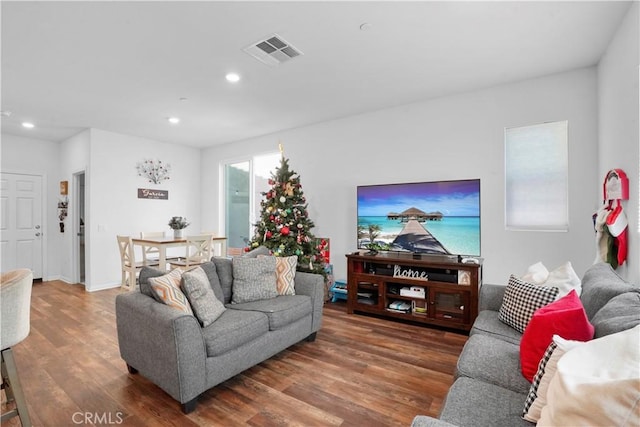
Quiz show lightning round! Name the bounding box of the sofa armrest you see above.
[411,416,458,427]
[478,283,506,312]
[294,272,325,333]
[115,291,206,404]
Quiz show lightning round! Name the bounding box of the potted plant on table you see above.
[168,216,190,239]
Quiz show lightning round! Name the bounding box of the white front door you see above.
[0,173,43,278]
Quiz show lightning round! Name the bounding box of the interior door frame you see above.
[72,170,86,285]
[0,170,47,279]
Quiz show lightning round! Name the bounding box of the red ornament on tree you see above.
[265,230,273,239]
[281,226,290,236]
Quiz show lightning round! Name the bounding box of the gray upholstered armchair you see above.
[1,268,34,426]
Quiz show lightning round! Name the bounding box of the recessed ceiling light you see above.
[167,117,180,124]
[21,122,35,128]
[225,73,241,83]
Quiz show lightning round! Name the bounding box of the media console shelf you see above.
[346,252,482,332]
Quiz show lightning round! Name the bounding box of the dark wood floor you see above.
[2,280,467,426]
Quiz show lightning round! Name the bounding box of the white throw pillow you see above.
[545,261,581,298]
[538,324,640,426]
[521,261,581,299]
[521,261,549,285]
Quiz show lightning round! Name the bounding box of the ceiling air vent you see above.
[243,34,302,67]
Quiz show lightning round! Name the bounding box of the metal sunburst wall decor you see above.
[136,159,171,185]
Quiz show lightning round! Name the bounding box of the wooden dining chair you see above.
[139,231,164,266]
[168,234,214,270]
[117,235,148,291]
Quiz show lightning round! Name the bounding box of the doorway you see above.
[0,172,44,277]
[222,153,280,255]
[74,172,86,284]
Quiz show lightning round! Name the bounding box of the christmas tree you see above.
[247,155,328,275]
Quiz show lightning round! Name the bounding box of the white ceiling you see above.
[1,1,632,148]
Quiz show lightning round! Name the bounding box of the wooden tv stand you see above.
[346,252,482,332]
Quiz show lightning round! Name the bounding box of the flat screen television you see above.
[357,179,481,257]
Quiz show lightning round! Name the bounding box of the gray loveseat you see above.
[412,262,640,427]
[115,257,325,413]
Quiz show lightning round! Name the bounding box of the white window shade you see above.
[505,121,569,231]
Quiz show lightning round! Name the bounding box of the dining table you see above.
[132,235,227,271]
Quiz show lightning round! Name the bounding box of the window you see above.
[505,121,569,231]
[223,153,280,253]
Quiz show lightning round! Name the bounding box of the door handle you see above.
[35,232,41,237]
[35,225,41,229]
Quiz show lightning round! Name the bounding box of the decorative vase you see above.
[173,229,184,239]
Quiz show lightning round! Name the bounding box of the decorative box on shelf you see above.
[330,280,348,303]
[387,300,411,313]
[400,286,426,299]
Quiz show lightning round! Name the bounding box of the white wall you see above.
[2,129,202,290]
[87,128,201,291]
[597,1,640,284]
[58,129,90,283]
[202,67,599,285]
[1,133,62,279]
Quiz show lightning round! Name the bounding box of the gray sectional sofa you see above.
[115,257,325,413]
[412,262,640,427]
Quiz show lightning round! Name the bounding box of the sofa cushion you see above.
[591,290,640,338]
[438,377,533,427]
[181,266,226,327]
[519,290,593,382]
[456,334,531,394]
[243,245,271,258]
[147,268,193,315]
[212,256,233,304]
[538,325,640,426]
[138,266,167,299]
[498,275,558,333]
[199,261,225,303]
[470,310,522,345]
[232,257,278,304]
[228,295,311,331]
[580,262,636,320]
[201,309,269,357]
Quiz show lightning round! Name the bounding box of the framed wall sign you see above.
[60,180,68,195]
[138,188,169,200]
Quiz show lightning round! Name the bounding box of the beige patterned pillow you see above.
[148,268,193,315]
[275,256,297,295]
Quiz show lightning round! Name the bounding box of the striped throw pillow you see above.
[275,256,297,295]
[148,268,193,315]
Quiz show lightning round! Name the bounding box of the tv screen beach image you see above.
[357,180,480,256]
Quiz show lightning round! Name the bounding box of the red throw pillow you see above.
[520,290,594,382]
